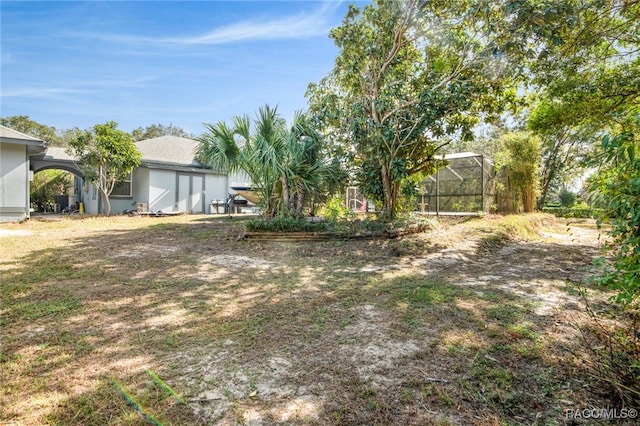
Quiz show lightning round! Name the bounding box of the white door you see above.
[177,174,204,213]
[177,175,190,212]
[191,176,203,213]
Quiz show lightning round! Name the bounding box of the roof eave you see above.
[141,160,222,174]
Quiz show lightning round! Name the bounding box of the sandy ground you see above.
[1,215,619,425]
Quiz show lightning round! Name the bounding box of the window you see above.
[111,173,132,197]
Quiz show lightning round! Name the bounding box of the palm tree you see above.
[196,105,344,218]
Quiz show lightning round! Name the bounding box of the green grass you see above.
[7,293,81,321]
[486,303,528,323]
[380,275,474,307]
[0,213,617,425]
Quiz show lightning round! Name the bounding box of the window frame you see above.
[110,173,133,198]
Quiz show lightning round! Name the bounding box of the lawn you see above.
[0,213,618,425]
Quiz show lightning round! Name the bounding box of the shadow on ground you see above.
[0,216,620,425]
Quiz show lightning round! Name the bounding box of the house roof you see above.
[0,124,46,156]
[0,124,44,143]
[43,146,76,162]
[36,135,217,174]
[135,135,204,168]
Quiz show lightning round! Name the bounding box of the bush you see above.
[360,218,390,232]
[558,188,577,207]
[246,212,437,236]
[317,195,354,222]
[541,206,604,218]
[246,216,328,233]
[588,121,640,305]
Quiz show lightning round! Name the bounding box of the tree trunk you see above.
[538,150,558,209]
[296,189,305,215]
[380,161,397,221]
[99,165,111,215]
[281,173,290,211]
[102,190,111,215]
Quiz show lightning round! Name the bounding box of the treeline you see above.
[0,115,193,146]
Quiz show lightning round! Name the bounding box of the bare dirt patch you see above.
[0,214,621,425]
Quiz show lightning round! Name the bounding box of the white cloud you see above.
[1,87,92,98]
[80,1,342,47]
[1,77,157,99]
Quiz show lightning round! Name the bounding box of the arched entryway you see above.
[30,147,98,214]
[30,168,82,213]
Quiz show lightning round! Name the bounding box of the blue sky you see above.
[1,1,359,136]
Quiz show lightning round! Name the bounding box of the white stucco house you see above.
[109,135,231,214]
[0,125,46,222]
[1,127,252,221]
[30,134,249,216]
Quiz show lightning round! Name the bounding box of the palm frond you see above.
[196,121,241,173]
[199,104,347,216]
[233,115,251,143]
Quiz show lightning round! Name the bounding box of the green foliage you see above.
[318,195,354,222]
[354,218,390,234]
[131,123,191,141]
[494,132,541,213]
[499,0,640,309]
[528,97,597,208]
[558,188,577,207]
[30,170,73,212]
[589,118,640,305]
[1,115,64,146]
[67,121,141,215]
[198,105,345,218]
[541,206,603,219]
[246,216,328,233]
[518,1,639,208]
[307,0,518,220]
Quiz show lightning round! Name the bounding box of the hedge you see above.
[541,207,605,218]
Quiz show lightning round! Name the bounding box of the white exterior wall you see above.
[81,168,231,215]
[81,181,99,214]
[132,168,149,211]
[204,174,228,213]
[0,142,29,222]
[109,198,135,214]
[148,169,176,212]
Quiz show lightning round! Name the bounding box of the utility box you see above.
[136,202,148,213]
[55,194,69,211]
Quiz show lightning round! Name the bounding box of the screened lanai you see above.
[417,152,495,215]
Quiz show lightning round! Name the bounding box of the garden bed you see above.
[244,224,431,241]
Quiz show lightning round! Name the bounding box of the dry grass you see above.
[0,213,621,425]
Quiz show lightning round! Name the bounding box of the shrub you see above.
[246,216,328,233]
[358,218,390,233]
[317,195,354,222]
[541,206,604,218]
[391,213,438,231]
[588,121,640,305]
[558,188,577,207]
